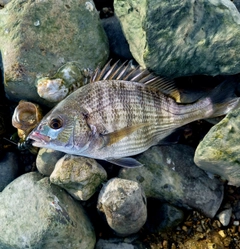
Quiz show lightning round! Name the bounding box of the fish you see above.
[28,60,240,167]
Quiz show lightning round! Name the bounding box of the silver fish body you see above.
[28,61,240,167]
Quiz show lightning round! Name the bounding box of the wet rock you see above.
[50,155,107,201]
[0,172,96,249]
[119,145,224,218]
[0,152,18,191]
[233,0,240,11]
[233,200,240,220]
[36,148,65,176]
[97,177,147,236]
[96,239,135,249]
[101,15,133,60]
[0,0,109,105]
[95,236,145,249]
[145,199,185,233]
[194,107,240,186]
[217,208,232,226]
[0,0,10,7]
[36,62,93,103]
[114,0,240,78]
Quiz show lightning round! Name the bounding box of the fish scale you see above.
[83,81,169,131]
[28,60,240,167]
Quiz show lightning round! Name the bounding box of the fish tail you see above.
[204,80,240,118]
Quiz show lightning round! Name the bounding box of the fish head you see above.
[27,107,92,154]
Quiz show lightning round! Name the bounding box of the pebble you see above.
[217,208,232,226]
[218,230,227,238]
[233,220,240,226]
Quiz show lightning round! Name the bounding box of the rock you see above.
[36,62,93,103]
[233,200,240,220]
[119,145,223,218]
[0,0,109,105]
[233,0,240,11]
[101,15,133,60]
[194,107,240,186]
[217,208,232,226]
[0,172,96,249]
[95,236,145,249]
[50,155,107,201]
[145,199,185,233]
[0,0,10,6]
[97,178,147,236]
[0,152,19,191]
[96,239,135,249]
[36,148,65,176]
[114,0,240,78]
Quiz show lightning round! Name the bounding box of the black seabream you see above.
[28,61,240,167]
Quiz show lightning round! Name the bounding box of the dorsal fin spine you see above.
[122,66,140,81]
[90,60,181,102]
[96,59,112,81]
[116,63,130,80]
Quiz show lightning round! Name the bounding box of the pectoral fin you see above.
[102,123,150,146]
[106,157,143,168]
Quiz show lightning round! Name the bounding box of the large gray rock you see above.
[119,145,223,218]
[0,172,96,249]
[97,178,147,236]
[114,0,240,78]
[101,15,133,60]
[0,0,10,6]
[233,0,240,11]
[194,107,240,186]
[0,0,109,105]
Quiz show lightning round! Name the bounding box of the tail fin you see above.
[206,80,240,118]
[172,79,240,127]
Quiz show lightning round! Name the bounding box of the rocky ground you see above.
[1,0,240,248]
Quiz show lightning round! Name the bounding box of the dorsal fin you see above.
[90,60,146,83]
[90,60,181,102]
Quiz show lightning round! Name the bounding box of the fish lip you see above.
[28,131,50,145]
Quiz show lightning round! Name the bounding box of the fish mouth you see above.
[28,131,50,146]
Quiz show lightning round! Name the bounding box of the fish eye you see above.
[49,118,63,129]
